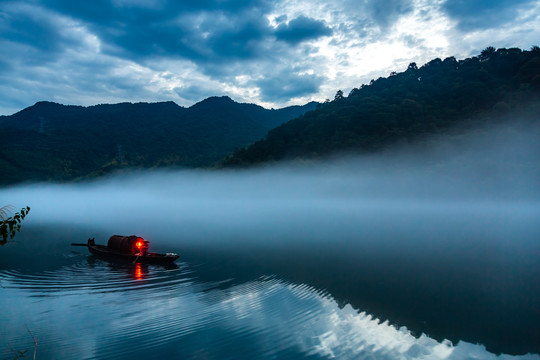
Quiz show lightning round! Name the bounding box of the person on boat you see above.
[140,241,149,256]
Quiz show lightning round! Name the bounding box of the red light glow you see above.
[136,241,143,249]
[135,263,142,280]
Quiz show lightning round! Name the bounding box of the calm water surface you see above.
[1,211,539,360]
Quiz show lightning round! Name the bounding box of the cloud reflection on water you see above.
[2,270,539,360]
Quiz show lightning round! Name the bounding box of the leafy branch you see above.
[0,206,31,245]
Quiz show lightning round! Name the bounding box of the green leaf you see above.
[0,205,30,244]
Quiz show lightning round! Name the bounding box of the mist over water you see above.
[1,121,539,358]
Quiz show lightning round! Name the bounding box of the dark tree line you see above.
[223,46,540,166]
[0,97,317,185]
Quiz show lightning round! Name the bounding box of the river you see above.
[1,136,539,359]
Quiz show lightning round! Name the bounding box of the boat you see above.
[72,235,179,264]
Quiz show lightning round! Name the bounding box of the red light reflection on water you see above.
[134,262,143,280]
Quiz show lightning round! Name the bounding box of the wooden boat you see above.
[72,235,179,264]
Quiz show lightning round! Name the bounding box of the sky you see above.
[1,0,539,115]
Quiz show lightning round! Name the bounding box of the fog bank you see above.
[1,120,538,249]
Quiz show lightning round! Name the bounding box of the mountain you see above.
[223,47,540,166]
[0,97,318,184]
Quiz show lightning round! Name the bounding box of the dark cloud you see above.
[364,0,413,29]
[339,0,413,33]
[41,0,119,23]
[197,9,273,60]
[41,0,272,23]
[1,12,60,53]
[275,15,332,44]
[38,0,275,63]
[256,69,324,102]
[24,1,329,66]
[0,4,82,65]
[442,0,534,30]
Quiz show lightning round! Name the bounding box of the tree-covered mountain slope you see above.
[0,97,317,184]
[223,47,540,166]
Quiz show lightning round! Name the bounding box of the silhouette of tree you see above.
[407,62,418,70]
[0,206,30,245]
[480,46,496,61]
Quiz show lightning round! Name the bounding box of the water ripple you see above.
[0,259,192,297]
[2,263,539,360]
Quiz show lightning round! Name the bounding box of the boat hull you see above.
[87,244,179,264]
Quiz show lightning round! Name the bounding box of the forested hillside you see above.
[223,47,540,166]
[0,97,317,184]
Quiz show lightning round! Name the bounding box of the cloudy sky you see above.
[1,0,539,115]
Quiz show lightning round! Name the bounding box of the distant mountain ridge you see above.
[0,96,318,184]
